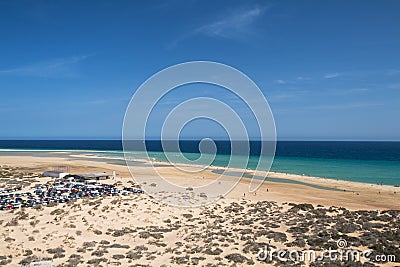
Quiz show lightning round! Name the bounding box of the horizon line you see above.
[0,139,399,142]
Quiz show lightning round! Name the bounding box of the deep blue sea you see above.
[0,140,399,186]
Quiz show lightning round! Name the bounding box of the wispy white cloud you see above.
[0,54,91,77]
[267,86,370,104]
[270,75,313,86]
[268,93,298,102]
[388,83,400,89]
[324,73,341,79]
[274,79,286,84]
[322,68,400,79]
[320,87,371,96]
[267,90,309,103]
[169,5,267,47]
[195,6,267,39]
[278,69,399,83]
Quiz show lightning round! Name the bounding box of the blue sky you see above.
[0,0,399,140]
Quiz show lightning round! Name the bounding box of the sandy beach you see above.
[0,153,399,266]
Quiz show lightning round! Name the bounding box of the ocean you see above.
[0,140,399,186]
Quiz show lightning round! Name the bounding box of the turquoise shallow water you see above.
[90,150,400,186]
[271,156,400,186]
[144,152,400,186]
